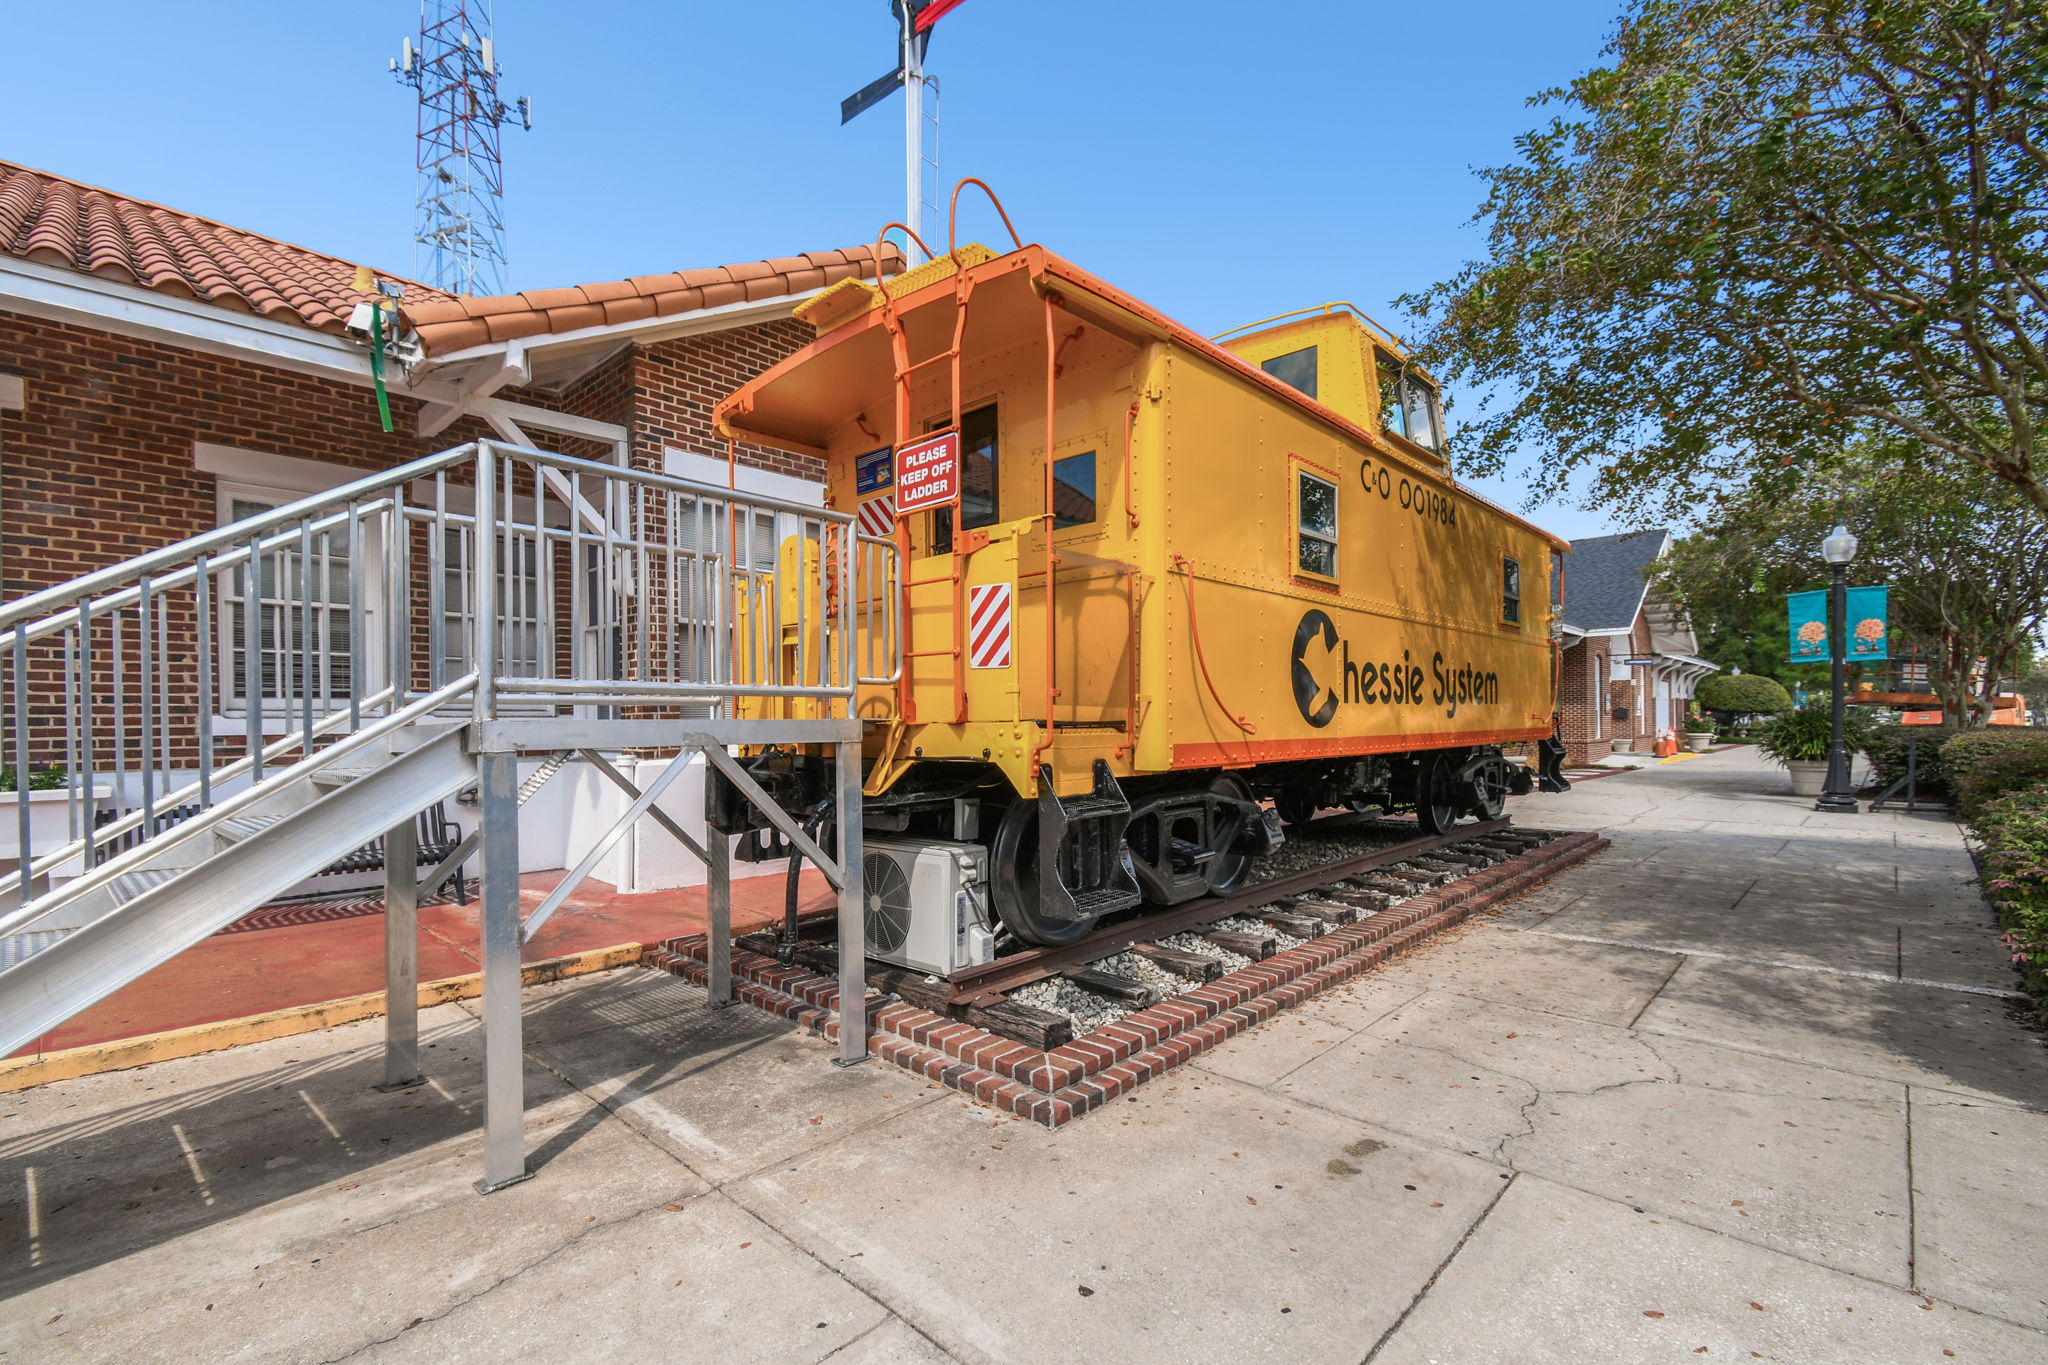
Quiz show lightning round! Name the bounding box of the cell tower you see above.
[391,1,532,297]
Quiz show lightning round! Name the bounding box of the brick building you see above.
[1555,530,1717,765]
[1,159,896,892]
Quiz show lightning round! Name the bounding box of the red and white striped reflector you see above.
[856,494,895,538]
[967,583,1013,669]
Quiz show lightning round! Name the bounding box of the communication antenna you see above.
[391,1,533,296]
[840,1,969,261]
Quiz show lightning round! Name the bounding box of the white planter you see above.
[0,785,111,861]
[1611,739,1633,754]
[1785,759,1827,797]
[1685,732,1714,753]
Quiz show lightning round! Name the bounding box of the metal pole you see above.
[474,750,531,1193]
[706,765,733,1007]
[902,7,922,254]
[1816,561,1857,813]
[376,815,424,1091]
[833,736,867,1066]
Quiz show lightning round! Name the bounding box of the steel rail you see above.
[943,816,1514,1006]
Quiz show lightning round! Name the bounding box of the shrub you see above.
[1943,730,2048,820]
[1864,723,1961,792]
[1755,705,1869,765]
[1697,674,1794,716]
[0,765,66,793]
[1969,778,2048,1012]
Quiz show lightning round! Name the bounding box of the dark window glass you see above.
[1502,555,1522,623]
[1053,451,1096,528]
[1261,346,1318,399]
[931,403,999,553]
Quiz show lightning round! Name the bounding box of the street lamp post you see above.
[1816,524,1860,813]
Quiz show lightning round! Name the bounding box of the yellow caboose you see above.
[715,233,1569,950]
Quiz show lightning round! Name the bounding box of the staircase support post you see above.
[706,783,733,1007]
[474,751,531,1194]
[375,817,424,1091]
[833,738,867,1066]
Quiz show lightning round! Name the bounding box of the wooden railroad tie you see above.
[1060,966,1163,1007]
[1131,942,1225,981]
[1204,929,1276,960]
[1252,908,1323,938]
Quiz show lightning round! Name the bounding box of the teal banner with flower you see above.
[1787,590,1828,663]
[1845,586,1889,661]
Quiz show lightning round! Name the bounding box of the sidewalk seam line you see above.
[1361,1171,1517,1363]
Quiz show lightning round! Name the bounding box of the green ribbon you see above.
[368,302,394,433]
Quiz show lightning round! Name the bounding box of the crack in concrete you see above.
[307,1192,704,1364]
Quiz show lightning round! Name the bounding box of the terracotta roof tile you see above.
[1,158,903,355]
[0,159,456,332]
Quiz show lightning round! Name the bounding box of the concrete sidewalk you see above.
[3,747,2043,1363]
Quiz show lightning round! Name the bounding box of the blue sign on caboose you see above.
[855,447,893,496]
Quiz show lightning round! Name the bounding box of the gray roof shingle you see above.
[1561,529,1671,633]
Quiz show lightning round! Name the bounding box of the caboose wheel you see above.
[989,799,1101,948]
[1204,773,1257,895]
[1274,790,1317,827]
[1415,753,1461,835]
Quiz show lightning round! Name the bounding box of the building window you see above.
[1501,554,1522,624]
[1261,346,1318,400]
[1376,351,1444,454]
[1591,652,1604,740]
[1295,467,1338,579]
[1052,451,1097,528]
[217,490,353,714]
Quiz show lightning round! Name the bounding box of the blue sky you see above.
[7,1,1626,537]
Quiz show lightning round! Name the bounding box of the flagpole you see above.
[902,6,924,259]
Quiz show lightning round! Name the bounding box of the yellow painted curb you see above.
[0,942,645,1093]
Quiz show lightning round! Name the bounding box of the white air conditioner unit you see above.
[862,837,997,978]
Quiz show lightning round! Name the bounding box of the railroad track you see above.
[738,814,1548,1049]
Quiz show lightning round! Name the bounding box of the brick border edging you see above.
[642,830,1609,1127]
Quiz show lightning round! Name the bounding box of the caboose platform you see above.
[642,820,1608,1124]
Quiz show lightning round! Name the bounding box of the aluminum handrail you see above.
[4,437,902,925]
[0,674,478,939]
[0,450,473,633]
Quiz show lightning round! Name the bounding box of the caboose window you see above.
[1262,346,1318,400]
[1502,554,1522,624]
[1377,352,1444,454]
[1296,469,1338,579]
[1053,452,1096,528]
[931,403,999,553]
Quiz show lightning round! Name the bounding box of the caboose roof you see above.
[714,243,1571,553]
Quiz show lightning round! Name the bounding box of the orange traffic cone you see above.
[1654,729,1679,758]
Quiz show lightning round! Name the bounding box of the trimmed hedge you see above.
[1971,780,2048,1011]
[1863,724,1961,792]
[1942,730,2048,819]
[1697,674,1793,715]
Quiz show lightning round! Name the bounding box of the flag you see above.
[1787,590,1828,664]
[1845,586,1889,662]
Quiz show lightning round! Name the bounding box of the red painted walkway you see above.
[9,870,836,1059]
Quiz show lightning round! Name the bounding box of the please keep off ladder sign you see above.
[896,429,960,515]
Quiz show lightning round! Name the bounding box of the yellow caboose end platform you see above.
[714,231,1570,949]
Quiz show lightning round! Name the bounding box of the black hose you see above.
[779,798,833,965]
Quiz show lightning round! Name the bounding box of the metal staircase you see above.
[2,439,896,1190]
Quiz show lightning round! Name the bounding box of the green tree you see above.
[1657,445,2048,723]
[1404,0,2048,520]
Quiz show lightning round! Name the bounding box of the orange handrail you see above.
[948,177,1024,260]
[1172,554,1257,746]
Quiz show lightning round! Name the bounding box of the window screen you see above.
[1053,452,1096,528]
[1297,469,1338,578]
[1262,346,1318,399]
